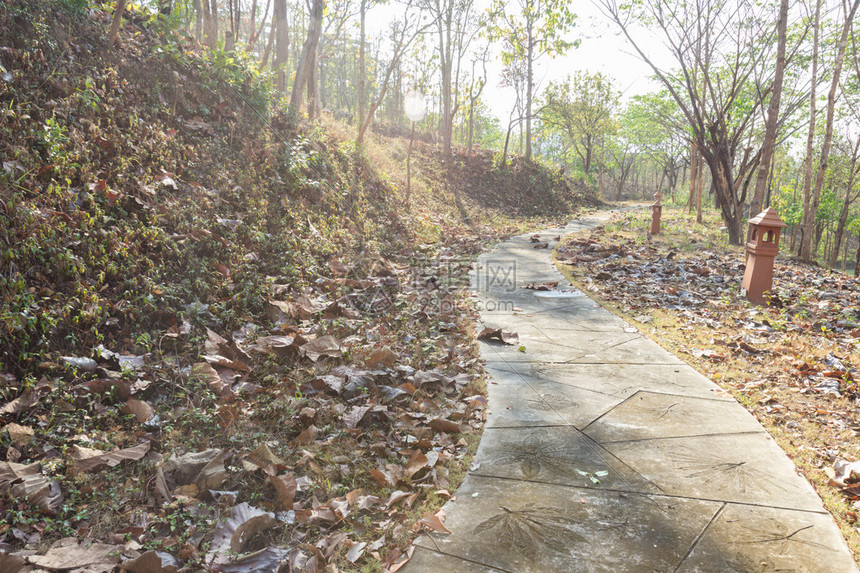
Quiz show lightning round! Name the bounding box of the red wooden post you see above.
[742,207,787,305]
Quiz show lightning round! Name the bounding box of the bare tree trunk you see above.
[688,141,697,213]
[273,0,288,93]
[855,233,860,276]
[801,0,860,261]
[307,46,320,118]
[260,7,276,66]
[248,0,258,44]
[830,139,860,267]
[194,0,203,43]
[525,20,534,160]
[201,0,213,46]
[750,0,789,219]
[502,120,514,168]
[211,0,220,46]
[249,0,272,49]
[598,162,604,199]
[359,0,368,124]
[696,150,704,224]
[290,0,324,114]
[799,0,821,259]
[109,0,128,47]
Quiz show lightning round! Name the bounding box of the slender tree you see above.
[598,0,808,245]
[358,4,429,142]
[750,0,790,219]
[487,0,577,160]
[800,0,860,261]
[291,0,325,114]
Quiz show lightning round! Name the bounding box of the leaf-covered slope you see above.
[0,2,597,570]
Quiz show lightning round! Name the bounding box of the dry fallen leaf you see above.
[477,328,519,345]
[191,362,230,396]
[300,335,344,362]
[68,442,151,475]
[417,510,452,534]
[211,547,297,572]
[123,398,154,423]
[0,461,63,514]
[294,425,319,446]
[208,503,278,564]
[162,449,227,491]
[243,443,284,471]
[1,423,34,447]
[28,538,121,570]
[269,472,297,510]
[367,346,398,368]
[428,418,462,434]
[120,550,179,573]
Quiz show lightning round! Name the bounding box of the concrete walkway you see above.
[404,214,857,572]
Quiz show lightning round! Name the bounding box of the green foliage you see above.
[540,71,619,174]
[485,0,578,65]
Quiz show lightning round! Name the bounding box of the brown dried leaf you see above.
[0,382,49,415]
[247,335,303,359]
[243,444,284,471]
[523,281,558,290]
[428,418,462,434]
[68,442,150,475]
[417,510,452,534]
[120,550,179,573]
[203,354,250,372]
[211,547,296,572]
[196,450,229,490]
[191,362,229,396]
[27,539,121,570]
[269,473,297,510]
[0,553,26,573]
[385,490,411,509]
[1,423,34,447]
[300,335,344,362]
[163,449,219,488]
[208,503,278,564]
[123,398,154,423]
[294,425,319,446]
[477,328,519,345]
[0,461,63,514]
[301,374,344,395]
[367,347,398,369]
[404,451,429,478]
[369,469,394,488]
[343,406,371,429]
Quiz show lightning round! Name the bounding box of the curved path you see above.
[404,213,857,572]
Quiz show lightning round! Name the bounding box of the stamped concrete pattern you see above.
[404,214,858,572]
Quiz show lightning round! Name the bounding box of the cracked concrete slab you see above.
[486,362,731,400]
[479,332,685,364]
[604,433,826,511]
[583,390,766,442]
[471,425,660,493]
[413,475,722,573]
[676,503,858,572]
[484,364,624,429]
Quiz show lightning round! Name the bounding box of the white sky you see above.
[368,0,669,121]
